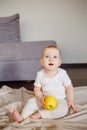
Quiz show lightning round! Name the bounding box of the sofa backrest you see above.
[0,14,20,42]
[0,40,56,81]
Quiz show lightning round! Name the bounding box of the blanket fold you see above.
[0,86,87,130]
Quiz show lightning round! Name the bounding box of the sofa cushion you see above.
[0,14,20,42]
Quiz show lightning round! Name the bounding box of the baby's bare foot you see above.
[13,109,23,123]
[29,112,41,119]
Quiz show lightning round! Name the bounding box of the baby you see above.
[13,45,78,122]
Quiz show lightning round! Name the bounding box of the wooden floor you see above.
[0,81,34,91]
[66,68,87,87]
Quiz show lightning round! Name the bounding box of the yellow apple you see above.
[44,95,58,110]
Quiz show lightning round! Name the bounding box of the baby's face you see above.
[40,48,61,71]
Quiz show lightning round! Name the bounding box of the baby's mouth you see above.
[49,63,54,66]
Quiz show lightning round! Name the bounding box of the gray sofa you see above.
[0,40,56,81]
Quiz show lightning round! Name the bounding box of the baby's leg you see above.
[21,97,41,119]
[38,99,68,119]
[13,97,41,122]
[13,109,23,123]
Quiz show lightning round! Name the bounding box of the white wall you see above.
[0,0,87,63]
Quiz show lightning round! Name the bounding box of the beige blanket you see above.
[0,85,87,130]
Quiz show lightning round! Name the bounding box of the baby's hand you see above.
[68,101,78,113]
[41,96,45,108]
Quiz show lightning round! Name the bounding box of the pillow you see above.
[0,14,20,42]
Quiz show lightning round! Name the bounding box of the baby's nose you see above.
[49,57,53,61]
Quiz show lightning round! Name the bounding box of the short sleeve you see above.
[34,71,42,88]
[62,70,72,87]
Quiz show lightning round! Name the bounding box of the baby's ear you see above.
[40,59,43,66]
[59,59,62,66]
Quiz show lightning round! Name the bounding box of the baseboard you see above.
[61,63,87,68]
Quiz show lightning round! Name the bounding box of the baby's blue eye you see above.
[45,55,49,58]
[54,56,57,58]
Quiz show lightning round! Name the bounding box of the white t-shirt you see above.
[34,68,71,99]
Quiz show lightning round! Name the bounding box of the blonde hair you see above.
[41,45,61,58]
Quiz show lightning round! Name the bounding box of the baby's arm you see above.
[34,86,45,107]
[65,84,78,112]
